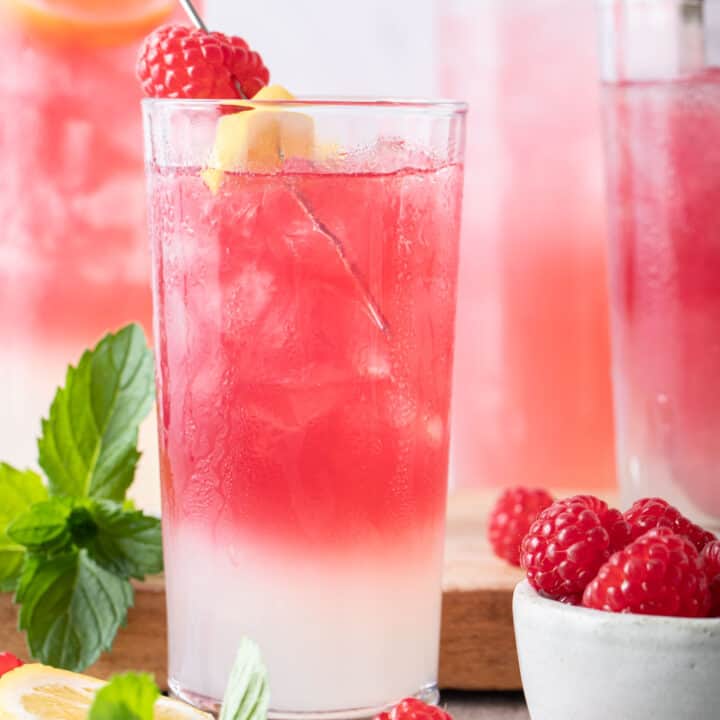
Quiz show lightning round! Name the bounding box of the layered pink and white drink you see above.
[144,96,466,715]
[602,0,720,527]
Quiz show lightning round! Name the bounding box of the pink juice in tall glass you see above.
[604,70,720,527]
[145,99,466,713]
[437,0,616,490]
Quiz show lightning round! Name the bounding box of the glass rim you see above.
[598,0,704,4]
[142,96,468,115]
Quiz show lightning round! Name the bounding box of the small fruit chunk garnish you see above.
[520,495,631,604]
[624,497,715,552]
[0,653,23,678]
[701,540,720,616]
[582,527,711,617]
[488,487,554,566]
[2,0,173,46]
[202,84,314,191]
[375,698,453,720]
[136,24,270,99]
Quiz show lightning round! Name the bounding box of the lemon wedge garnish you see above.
[0,664,211,720]
[202,84,315,192]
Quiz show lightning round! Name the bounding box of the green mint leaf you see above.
[0,463,48,522]
[15,553,42,604]
[17,548,133,671]
[0,464,47,591]
[38,324,154,501]
[7,500,71,551]
[88,672,160,720]
[83,500,163,580]
[67,504,99,546]
[0,550,24,593]
[219,638,270,720]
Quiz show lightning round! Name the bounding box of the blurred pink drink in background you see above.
[602,0,720,528]
[437,0,616,491]
[0,0,182,510]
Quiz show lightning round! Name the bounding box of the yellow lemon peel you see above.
[0,664,211,720]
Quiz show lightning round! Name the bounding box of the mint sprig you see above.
[220,638,271,720]
[38,324,154,500]
[88,672,160,720]
[0,324,160,672]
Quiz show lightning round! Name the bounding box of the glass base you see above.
[169,679,440,719]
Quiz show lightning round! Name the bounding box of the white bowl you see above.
[513,580,720,720]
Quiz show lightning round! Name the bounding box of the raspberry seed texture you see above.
[624,497,715,552]
[137,24,270,99]
[488,487,554,566]
[702,540,720,616]
[520,495,630,603]
[374,698,452,720]
[583,527,711,617]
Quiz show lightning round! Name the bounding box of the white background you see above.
[206,0,437,96]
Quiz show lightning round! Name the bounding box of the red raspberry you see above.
[520,495,629,603]
[0,652,23,677]
[136,24,270,100]
[624,497,715,552]
[375,699,452,720]
[558,494,631,552]
[583,527,711,617]
[488,487,554,566]
[701,540,720,616]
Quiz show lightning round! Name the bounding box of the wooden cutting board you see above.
[0,490,524,690]
[440,490,524,690]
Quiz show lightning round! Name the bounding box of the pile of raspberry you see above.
[488,489,720,617]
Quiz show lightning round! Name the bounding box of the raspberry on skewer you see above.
[136,24,269,99]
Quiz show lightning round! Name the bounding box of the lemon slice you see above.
[0,664,211,720]
[0,0,174,46]
[202,84,315,192]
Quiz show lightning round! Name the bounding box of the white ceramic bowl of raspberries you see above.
[490,492,720,720]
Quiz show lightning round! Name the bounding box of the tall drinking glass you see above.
[436,0,616,491]
[601,0,720,527]
[143,98,466,715]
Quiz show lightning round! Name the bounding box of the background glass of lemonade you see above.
[144,98,466,715]
[601,0,720,528]
[437,0,616,491]
[0,0,184,513]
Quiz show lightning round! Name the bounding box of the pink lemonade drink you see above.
[144,99,466,714]
[602,0,720,527]
[437,0,616,490]
[0,0,183,512]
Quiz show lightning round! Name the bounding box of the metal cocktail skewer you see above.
[178,0,388,334]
